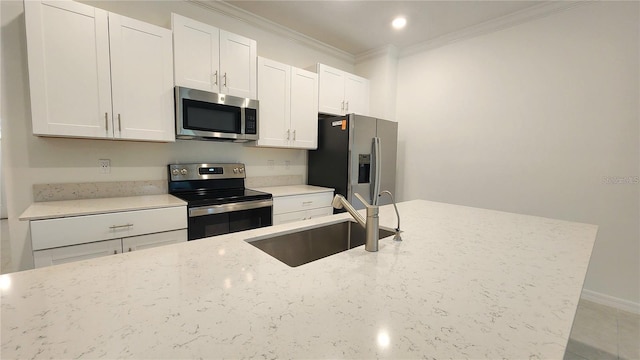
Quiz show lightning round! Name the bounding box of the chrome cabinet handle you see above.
[341,101,344,111]
[286,129,290,140]
[105,112,109,131]
[293,129,296,140]
[302,201,313,205]
[223,72,227,87]
[346,101,349,112]
[213,71,218,86]
[109,224,133,230]
[118,114,122,132]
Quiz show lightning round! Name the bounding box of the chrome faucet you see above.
[378,190,402,242]
[332,193,380,252]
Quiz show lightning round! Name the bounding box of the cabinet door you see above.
[121,229,187,253]
[33,239,122,269]
[256,57,290,147]
[172,14,220,93]
[109,13,175,142]
[219,30,257,99]
[24,0,112,138]
[273,211,307,226]
[290,67,318,149]
[344,74,370,116]
[306,207,334,220]
[317,64,346,115]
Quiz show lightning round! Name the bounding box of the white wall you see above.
[396,2,639,307]
[0,0,353,272]
[355,46,399,121]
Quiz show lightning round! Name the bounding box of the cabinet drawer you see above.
[273,207,333,225]
[272,192,333,215]
[31,206,187,250]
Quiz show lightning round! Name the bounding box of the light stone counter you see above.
[252,184,334,197]
[2,200,597,359]
[19,194,187,221]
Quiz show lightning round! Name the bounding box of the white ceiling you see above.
[222,1,546,55]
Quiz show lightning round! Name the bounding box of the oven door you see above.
[187,199,273,240]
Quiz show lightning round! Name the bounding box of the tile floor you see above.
[565,299,640,360]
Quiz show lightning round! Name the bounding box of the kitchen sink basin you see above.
[246,220,395,267]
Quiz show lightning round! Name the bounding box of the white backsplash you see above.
[33,175,304,202]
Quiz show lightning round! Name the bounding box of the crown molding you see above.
[187,0,355,64]
[400,1,587,58]
[355,44,399,64]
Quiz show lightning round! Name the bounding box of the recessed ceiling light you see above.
[392,16,407,30]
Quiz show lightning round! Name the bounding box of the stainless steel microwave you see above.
[175,87,259,142]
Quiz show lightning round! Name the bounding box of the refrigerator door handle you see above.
[371,137,382,205]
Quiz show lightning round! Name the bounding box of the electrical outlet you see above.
[98,159,110,174]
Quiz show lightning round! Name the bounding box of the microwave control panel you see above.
[245,108,257,135]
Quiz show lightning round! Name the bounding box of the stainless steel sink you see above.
[246,220,396,267]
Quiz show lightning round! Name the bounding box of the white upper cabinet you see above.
[256,57,290,148]
[25,1,112,138]
[24,0,174,142]
[256,57,317,150]
[109,14,174,142]
[172,14,219,93]
[219,30,257,99]
[317,63,370,116]
[172,14,257,99]
[290,67,318,149]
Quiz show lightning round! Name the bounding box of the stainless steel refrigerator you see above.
[308,114,398,211]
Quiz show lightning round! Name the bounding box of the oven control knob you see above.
[171,169,179,176]
[239,167,244,173]
[233,168,239,174]
[180,168,188,175]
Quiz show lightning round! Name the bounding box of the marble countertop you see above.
[252,184,334,197]
[1,200,597,359]
[19,194,187,221]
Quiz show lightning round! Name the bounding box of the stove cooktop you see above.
[171,188,272,208]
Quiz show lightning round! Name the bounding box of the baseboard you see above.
[581,289,640,314]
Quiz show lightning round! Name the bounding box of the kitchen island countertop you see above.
[1,200,597,359]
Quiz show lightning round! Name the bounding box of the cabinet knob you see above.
[128,248,132,252]
[113,250,118,255]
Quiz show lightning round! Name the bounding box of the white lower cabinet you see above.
[31,206,187,268]
[33,230,187,268]
[272,191,334,225]
[33,239,123,268]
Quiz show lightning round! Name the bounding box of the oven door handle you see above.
[189,199,273,217]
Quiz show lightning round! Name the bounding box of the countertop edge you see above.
[19,194,187,221]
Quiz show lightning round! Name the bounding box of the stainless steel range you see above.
[168,163,272,240]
